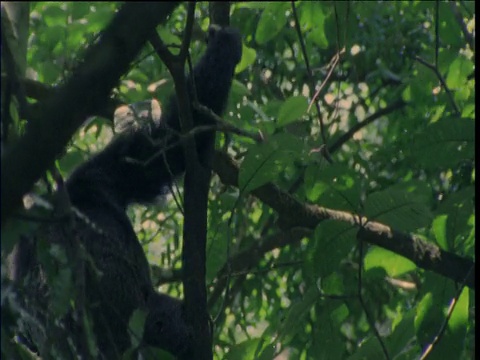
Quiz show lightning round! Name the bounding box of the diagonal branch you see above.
[414,56,460,115]
[212,151,475,290]
[328,99,406,154]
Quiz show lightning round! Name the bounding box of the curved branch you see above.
[212,151,475,290]
[291,0,331,146]
[328,99,406,154]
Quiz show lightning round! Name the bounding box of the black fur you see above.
[11,26,242,358]
[67,26,242,207]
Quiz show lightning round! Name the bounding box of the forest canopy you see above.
[1,2,475,359]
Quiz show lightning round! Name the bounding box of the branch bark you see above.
[212,151,475,290]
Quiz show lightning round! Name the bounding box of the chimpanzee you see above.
[9,25,242,358]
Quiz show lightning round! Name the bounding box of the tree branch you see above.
[414,56,460,115]
[149,5,214,358]
[328,99,406,154]
[449,1,474,50]
[212,151,475,290]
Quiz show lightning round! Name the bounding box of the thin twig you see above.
[193,102,264,142]
[357,231,391,360]
[141,119,263,170]
[290,1,330,146]
[414,56,460,115]
[307,49,344,114]
[179,2,196,62]
[328,99,406,154]
[149,32,176,71]
[434,0,439,69]
[449,1,474,49]
[419,265,474,360]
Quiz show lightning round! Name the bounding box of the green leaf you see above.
[277,96,309,127]
[255,3,289,44]
[256,345,276,360]
[305,162,361,211]
[438,2,465,47]
[58,149,85,177]
[299,2,328,48]
[435,186,474,254]
[226,338,264,360]
[386,309,420,358]
[414,275,457,351]
[412,117,474,170]
[156,27,182,54]
[236,44,256,73]
[431,214,448,250]
[1,217,40,255]
[321,273,346,297]
[42,4,67,27]
[414,293,435,344]
[365,189,433,231]
[307,220,356,278]
[128,308,147,348]
[364,247,416,277]
[447,287,469,336]
[310,302,347,359]
[206,221,228,283]
[42,25,65,52]
[50,266,74,318]
[348,336,384,360]
[231,79,251,98]
[71,2,91,20]
[277,287,318,344]
[239,133,303,193]
[415,287,469,359]
[234,2,270,10]
[330,303,349,324]
[446,56,474,89]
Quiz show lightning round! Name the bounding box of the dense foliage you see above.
[2,2,475,359]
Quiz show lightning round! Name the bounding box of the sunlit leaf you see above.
[236,44,257,73]
[255,3,289,44]
[277,96,309,126]
[364,247,416,276]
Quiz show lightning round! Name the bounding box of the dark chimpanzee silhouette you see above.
[9,25,242,358]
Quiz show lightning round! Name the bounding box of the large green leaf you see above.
[305,162,362,211]
[277,96,309,127]
[386,309,420,358]
[239,133,303,193]
[306,220,356,278]
[299,2,328,48]
[277,287,318,345]
[235,44,257,74]
[435,186,475,253]
[412,117,474,170]
[365,189,433,231]
[255,3,289,44]
[364,247,416,277]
